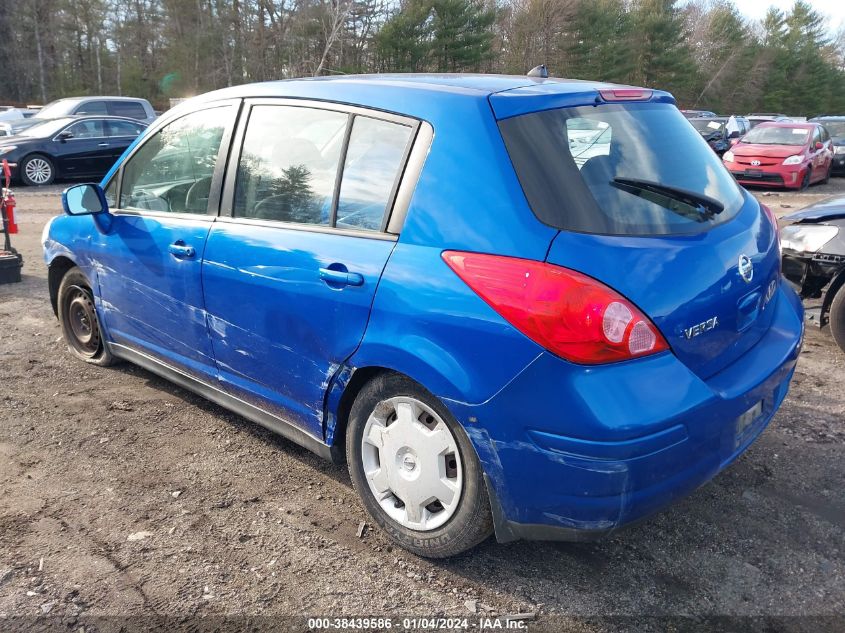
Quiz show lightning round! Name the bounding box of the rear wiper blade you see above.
[611,177,724,221]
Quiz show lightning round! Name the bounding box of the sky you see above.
[732,0,845,33]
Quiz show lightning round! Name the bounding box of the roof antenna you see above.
[527,64,548,79]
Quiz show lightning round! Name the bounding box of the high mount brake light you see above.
[599,89,653,102]
[442,251,670,365]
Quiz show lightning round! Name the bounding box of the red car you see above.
[723,121,833,189]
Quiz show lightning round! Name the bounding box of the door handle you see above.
[168,242,196,259]
[319,267,364,287]
[98,142,109,147]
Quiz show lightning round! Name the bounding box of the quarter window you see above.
[119,107,230,214]
[335,117,414,231]
[234,105,347,225]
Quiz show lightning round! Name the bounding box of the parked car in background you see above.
[0,115,146,185]
[45,75,802,558]
[0,107,41,136]
[781,198,845,353]
[688,115,749,155]
[680,109,716,118]
[2,96,156,137]
[748,115,792,129]
[811,115,845,175]
[723,121,833,189]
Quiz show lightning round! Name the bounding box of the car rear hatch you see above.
[492,85,781,380]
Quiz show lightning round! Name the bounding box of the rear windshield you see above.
[690,118,726,135]
[499,103,745,236]
[742,126,810,146]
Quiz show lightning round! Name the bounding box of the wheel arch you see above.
[47,255,80,317]
[822,265,845,323]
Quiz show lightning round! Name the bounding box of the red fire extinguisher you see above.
[1,159,17,235]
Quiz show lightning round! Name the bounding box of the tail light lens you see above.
[442,251,669,365]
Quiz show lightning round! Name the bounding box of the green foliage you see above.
[377,0,496,72]
[2,0,844,117]
[568,0,633,84]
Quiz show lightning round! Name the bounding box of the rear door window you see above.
[107,119,145,137]
[110,101,148,120]
[74,101,108,115]
[499,103,745,236]
[234,105,348,225]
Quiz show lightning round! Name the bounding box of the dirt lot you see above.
[1,178,844,632]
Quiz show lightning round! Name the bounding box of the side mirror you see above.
[730,138,740,147]
[815,141,824,150]
[62,183,108,216]
[57,130,73,141]
[729,131,740,139]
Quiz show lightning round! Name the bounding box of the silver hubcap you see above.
[362,397,463,531]
[25,158,51,184]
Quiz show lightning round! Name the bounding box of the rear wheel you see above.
[829,286,845,354]
[346,372,493,558]
[20,154,55,186]
[57,268,115,366]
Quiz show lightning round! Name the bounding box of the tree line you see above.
[1,0,843,116]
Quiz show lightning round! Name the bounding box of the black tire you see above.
[57,268,115,366]
[829,286,845,355]
[19,154,56,187]
[799,169,811,191]
[346,372,493,558]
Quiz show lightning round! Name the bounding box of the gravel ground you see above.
[0,178,844,632]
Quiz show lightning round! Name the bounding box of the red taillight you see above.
[761,203,782,269]
[442,251,670,365]
[599,89,653,102]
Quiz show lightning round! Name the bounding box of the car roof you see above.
[181,74,675,121]
[53,96,150,103]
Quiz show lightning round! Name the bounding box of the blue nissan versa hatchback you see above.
[44,75,804,557]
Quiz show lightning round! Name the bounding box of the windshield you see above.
[742,126,810,146]
[19,117,75,138]
[498,102,745,236]
[820,122,845,138]
[689,119,726,135]
[34,100,77,119]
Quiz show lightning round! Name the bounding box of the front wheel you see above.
[829,285,845,354]
[20,154,55,186]
[57,268,115,366]
[346,372,493,558]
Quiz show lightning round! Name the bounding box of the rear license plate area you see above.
[735,400,764,449]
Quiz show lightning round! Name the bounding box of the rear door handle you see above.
[319,267,364,287]
[98,142,109,147]
[168,242,196,259]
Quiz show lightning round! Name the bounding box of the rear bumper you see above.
[832,154,845,174]
[448,283,804,542]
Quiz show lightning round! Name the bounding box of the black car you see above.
[0,116,146,186]
[781,198,845,353]
[810,116,845,175]
[688,115,750,155]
